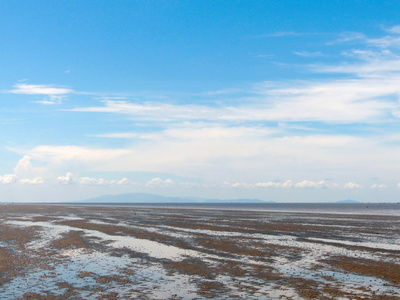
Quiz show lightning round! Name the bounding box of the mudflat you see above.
[0,204,399,299]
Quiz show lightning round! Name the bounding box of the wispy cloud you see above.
[66,25,400,126]
[335,32,366,43]
[254,54,274,58]
[330,26,400,51]
[384,25,400,34]
[293,51,325,57]
[63,27,400,127]
[268,31,298,37]
[8,83,73,95]
[90,132,141,139]
[6,83,74,104]
[341,49,398,61]
[69,75,400,125]
[366,36,400,48]
[263,31,316,38]
[25,145,130,163]
[200,88,243,96]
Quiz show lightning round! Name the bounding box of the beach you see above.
[0,204,399,299]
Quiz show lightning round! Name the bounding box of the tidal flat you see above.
[0,205,399,299]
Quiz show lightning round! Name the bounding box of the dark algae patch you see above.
[330,256,400,285]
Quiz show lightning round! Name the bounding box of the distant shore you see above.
[3,201,400,216]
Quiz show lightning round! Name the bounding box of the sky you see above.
[1,1,400,202]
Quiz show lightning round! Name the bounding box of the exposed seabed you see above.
[0,205,399,299]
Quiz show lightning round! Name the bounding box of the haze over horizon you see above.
[2,1,400,203]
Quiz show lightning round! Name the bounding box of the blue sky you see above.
[1,1,400,202]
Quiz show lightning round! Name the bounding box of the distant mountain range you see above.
[336,199,360,203]
[78,192,273,204]
[73,193,362,204]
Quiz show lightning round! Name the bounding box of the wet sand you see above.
[0,204,399,299]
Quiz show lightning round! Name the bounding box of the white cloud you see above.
[34,99,62,105]
[16,123,394,185]
[110,178,131,185]
[17,125,273,175]
[19,177,44,185]
[253,180,337,189]
[229,180,365,190]
[79,177,106,185]
[294,180,328,189]
[0,174,17,184]
[57,172,74,184]
[0,156,46,185]
[255,180,294,188]
[8,83,73,95]
[14,155,33,178]
[344,182,363,189]
[324,28,400,77]
[370,184,387,189]
[255,181,279,188]
[56,173,133,186]
[146,178,174,188]
[231,182,253,188]
[69,100,217,122]
[7,83,73,104]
